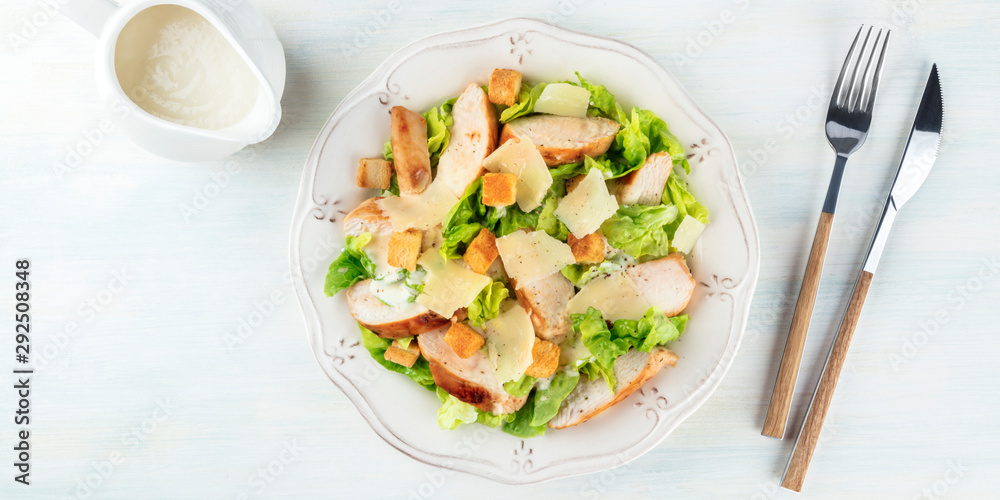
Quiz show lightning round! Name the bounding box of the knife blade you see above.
[862,63,943,273]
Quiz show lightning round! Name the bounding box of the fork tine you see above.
[863,30,891,113]
[832,26,865,108]
[845,26,874,109]
[855,29,883,112]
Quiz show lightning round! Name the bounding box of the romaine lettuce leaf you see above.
[358,324,436,390]
[663,172,710,226]
[468,280,509,327]
[476,409,515,428]
[573,307,631,391]
[574,72,627,122]
[424,98,456,166]
[610,307,688,352]
[503,374,536,397]
[324,233,376,296]
[502,394,547,438]
[616,108,689,172]
[535,196,569,241]
[600,204,679,259]
[500,83,547,123]
[440,178,489,259]
[529,371,580,427]
[492,204,538,237]
[436,387,478,430]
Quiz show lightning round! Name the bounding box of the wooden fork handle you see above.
[782,270,874,492]
[762,211,834,438]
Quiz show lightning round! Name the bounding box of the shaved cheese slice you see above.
[534,83,591,118]
[482,137,552,212]
[567,270,651,322]
[671,215,706,254]
[483,302,535,383]
[554,168,619,237]
[377,180,458,231]
[415,250,490,318]
[495,230,575,285]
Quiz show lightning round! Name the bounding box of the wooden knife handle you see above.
[762,211,834,439]
[782,270,874,492]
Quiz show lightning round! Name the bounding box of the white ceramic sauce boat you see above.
[61,0,286,161]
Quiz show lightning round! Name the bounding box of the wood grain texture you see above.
[783,271,874,492]
[763,211,834,438]
[2,1,1000,498]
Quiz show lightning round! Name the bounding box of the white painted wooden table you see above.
[2,1,998,498]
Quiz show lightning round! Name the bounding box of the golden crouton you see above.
[463,228,499,274]
[565,174,587,194]
[388,228,423,271]
[488,68,522,106]
[356,158,393,189]
[482,173,517,207]
[384,339,421,368]
[568,232,606,264]
[445,323,485,359]
[525,338,560,378]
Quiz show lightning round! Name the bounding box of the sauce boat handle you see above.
[61,0,120,37]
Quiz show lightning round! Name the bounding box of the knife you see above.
[780,64,944,492]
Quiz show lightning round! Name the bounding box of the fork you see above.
[762,26,890,439]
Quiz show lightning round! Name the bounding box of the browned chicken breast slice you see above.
[548,347,678,429]
[347,280,449,338]
[511,272,575,344]
[625,253,695,317]
[390,106,432,194]
[436,83,499,197]
[615,151,673,206]
[418,327,529,414]
[500,115,620,166]
[343,197,392,236]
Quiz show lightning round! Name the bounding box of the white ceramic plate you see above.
[290,17,759,484]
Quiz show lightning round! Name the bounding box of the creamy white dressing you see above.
[114,5,258,130]
[369,269,423,307]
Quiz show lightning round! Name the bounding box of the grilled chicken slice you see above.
[548,347,678,429]
[615,152,672,206]
[511,272,575,344]
[343,197,392,236]
[418,327,529,414]
[390,106,432,194]
[346,280,449,338]
[625,253,695,317]
[500,115,620,166]
[436,83,499,197]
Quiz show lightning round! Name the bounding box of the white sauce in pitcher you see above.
[114,5,258,130]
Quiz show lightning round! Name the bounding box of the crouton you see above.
[568,232,606,264]
[356,158,393,189]
[565,174,587,194]
[524,338,560,378]
[384,339,421,368]
[463,228,499,274]
[388,228,423,271]
[488,68,522,106]
[444,323,485,359]
[390,106,431,194]
[482,173,517,207]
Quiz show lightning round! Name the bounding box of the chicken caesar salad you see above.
[324,69,709,437]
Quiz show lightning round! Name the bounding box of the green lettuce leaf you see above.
[382,139,394,161]
[440,178,489,259]
[573,307,631,391]
[575,72,627,122]
[424,98,456,166]
[663,172,710,226]
[492,204,539,237]
[535,196,569,241]
[503,374,536,397]
[358,325,436,390]
[436,387,478,430]
[610,308,688,352]
[500,83,547,123]
[615,108,689,172]
[600,204,679,260]
[476,410,515,428]
[529,371,580,427]
[502,394,547,438]
[468,280,509,327]
[560,253,629,286]
[324,233,376,297]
